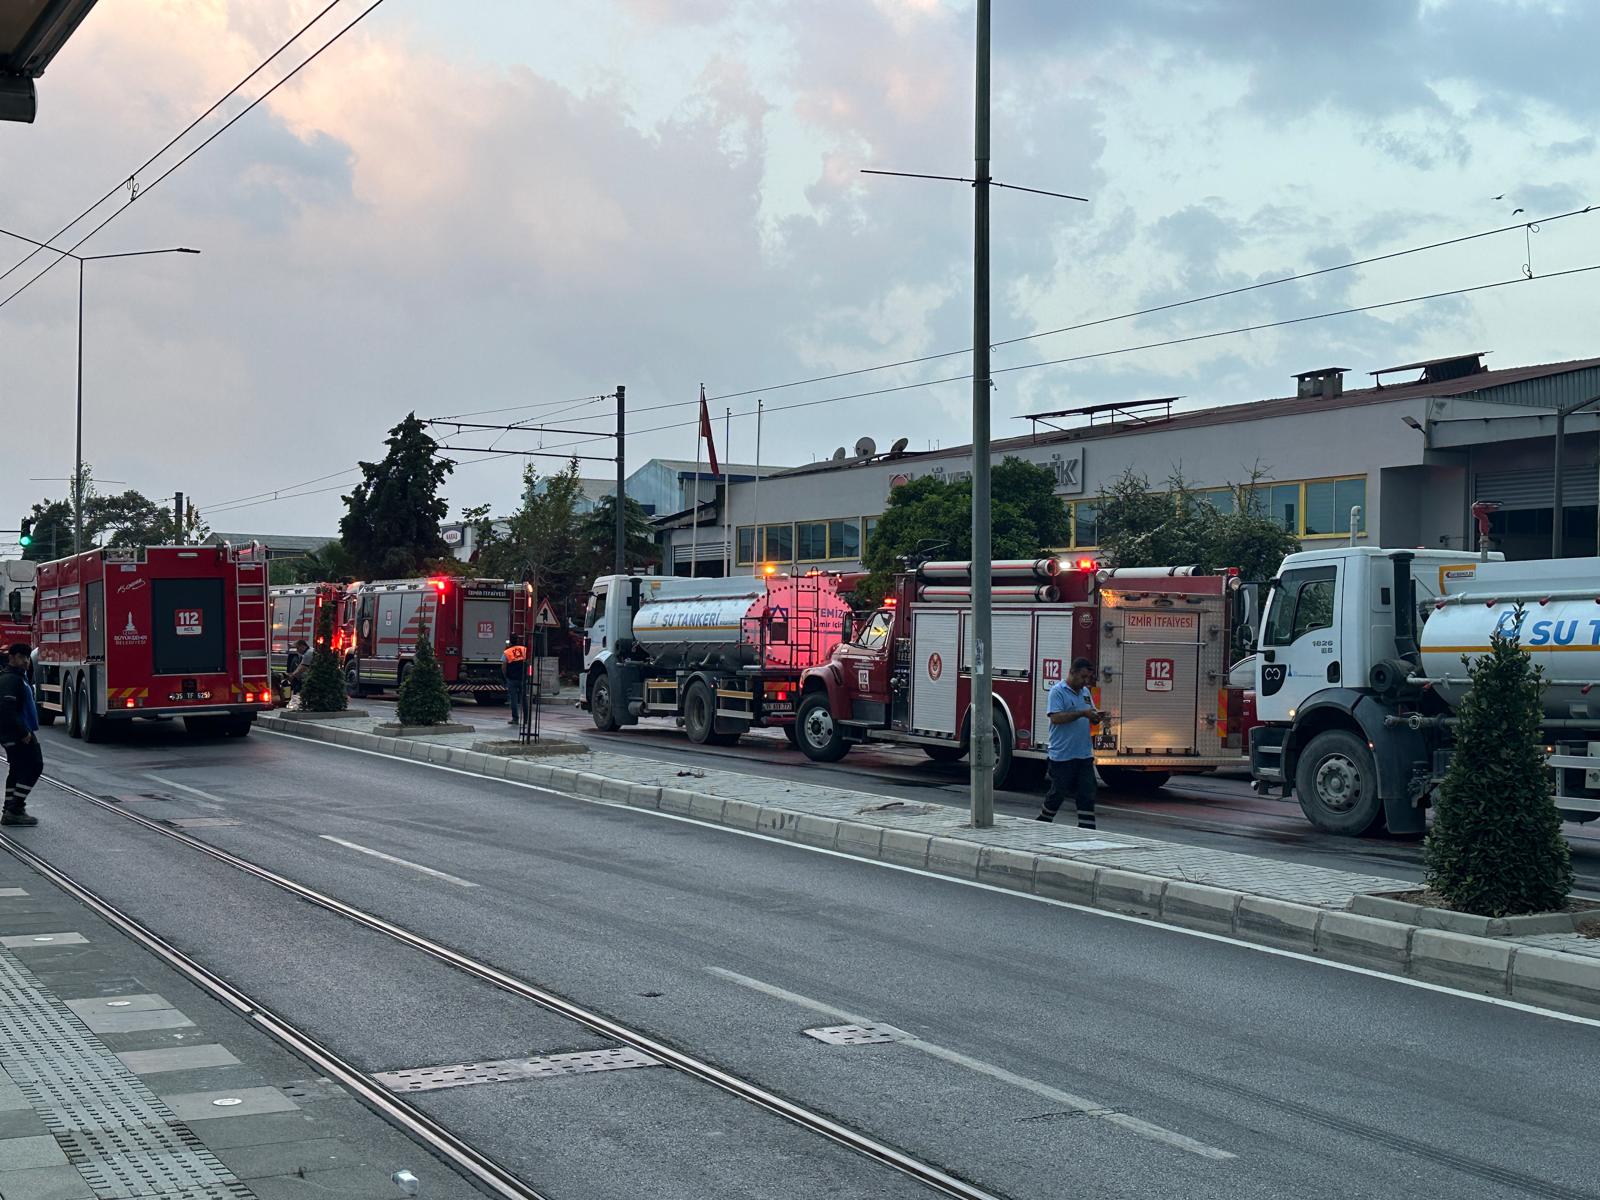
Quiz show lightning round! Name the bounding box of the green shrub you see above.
[396,625,452,726]
[1423,608,1572,916]
[300,601,348,713]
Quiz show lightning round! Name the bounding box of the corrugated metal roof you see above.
[773,354,1600,480]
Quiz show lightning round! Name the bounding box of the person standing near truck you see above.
[1,643,43,827]
[1037,657,1106,829]
[503,641,529,726]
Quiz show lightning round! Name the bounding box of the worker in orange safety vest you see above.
[503,642,529,725]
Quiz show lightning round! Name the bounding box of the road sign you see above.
[535,597,560,628]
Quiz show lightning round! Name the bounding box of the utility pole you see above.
[969,0,995,828]
[615,385,626,574]
[75,259,84,555]
[173,492,184,544]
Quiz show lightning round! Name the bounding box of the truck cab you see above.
[1251,546,1491,834]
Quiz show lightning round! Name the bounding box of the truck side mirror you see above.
[6,591,19,620]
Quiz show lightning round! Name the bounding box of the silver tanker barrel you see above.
[629,573,854,673]
[1419,558,1600,718]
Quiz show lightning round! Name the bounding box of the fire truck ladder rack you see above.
[235,557,270,692]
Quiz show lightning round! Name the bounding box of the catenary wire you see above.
[0,0,391,313]
[616,203,1589,410]
[0,1,348,291]
[525,261,1600,454]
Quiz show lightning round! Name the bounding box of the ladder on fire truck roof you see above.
[234,550,270,686]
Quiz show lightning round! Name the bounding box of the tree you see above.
[1094,466,1299,580]
[860,457,1069,603]
[474,460,589,608]
[1423,611,1572,917]
[21,499,72,561]
[396,624,452,725]
[300,600,348,713]
[340,413,454,577]
[576,493,657,579]
[269,540,359,586]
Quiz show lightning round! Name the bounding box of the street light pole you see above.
[0,226,198,556]
[969,0,995,827]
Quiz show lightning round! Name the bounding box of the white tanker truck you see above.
[581,572,854,746]
[1250,545,1600,835]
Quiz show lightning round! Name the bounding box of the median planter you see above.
[275,708,370,722]
[1351,890,1600,938]
[372,721,476,737]
[470,737,586,758]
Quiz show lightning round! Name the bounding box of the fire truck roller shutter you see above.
[151,579,226,676]
[1033,613,1079,749]
[462,598,505,662]
[963,610,1031,676]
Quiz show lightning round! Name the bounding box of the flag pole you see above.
[689,385,703,578]
[724,407,732,577]
[752,398,762,576]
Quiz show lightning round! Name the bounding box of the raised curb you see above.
[260,714,1600,1019]
[1351,892,1591,937]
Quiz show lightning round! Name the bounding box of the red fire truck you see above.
[338,576,530,702]
[1,559,35,647]
[32,543,274,740]
[793,558,1249,789]
[268,582,349,680]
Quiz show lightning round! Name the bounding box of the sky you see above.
[2,0,1598,541]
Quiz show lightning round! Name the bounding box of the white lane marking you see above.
[317,835,480,888]
[43,739,97,758]
[259,730,1600,1030]
[708,966,1235,1162]
[143,774,228,809]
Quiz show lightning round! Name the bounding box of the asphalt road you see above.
[11,717,1600,1200]
[402,693,1600,896]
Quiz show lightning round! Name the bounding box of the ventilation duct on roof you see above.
[1294,367,1347,400]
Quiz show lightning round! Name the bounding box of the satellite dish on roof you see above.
[854,436,877,458]
[831,446,848,461]
[889,436,909,455]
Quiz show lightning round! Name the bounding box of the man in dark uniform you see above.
[1,643,43,827]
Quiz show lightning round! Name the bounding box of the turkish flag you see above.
[698,385,720,477]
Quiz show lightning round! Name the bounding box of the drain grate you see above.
[376,1047,660,1093]
[802,1023,907,1046]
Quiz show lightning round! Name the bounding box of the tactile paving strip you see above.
[0,948,257,1197]
[376,1046,661,1092]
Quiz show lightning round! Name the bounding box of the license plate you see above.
[167,691,213,701]
[765,701,794,712]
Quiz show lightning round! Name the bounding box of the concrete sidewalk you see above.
[261,710,1600,1018]
[0,849,482,1200]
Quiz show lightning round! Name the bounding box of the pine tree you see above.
[1423,608,1572,916]
[300,601,348,713]
[397,624,452,726]
[340,414,455,577]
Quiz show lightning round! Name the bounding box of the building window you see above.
[797,521,828,561]
[1071,502,1099,549]
[830,519,860,560]
[736,523,796,565]
[863,515,880,554]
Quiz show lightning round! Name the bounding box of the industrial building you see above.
[659,352,1600,575]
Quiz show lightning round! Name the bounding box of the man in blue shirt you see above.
[1037,656,1105,829]
[0,643,43,827]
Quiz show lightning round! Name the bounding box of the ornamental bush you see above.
[1423,608,1572,917]
[300,601,348,713]
[397,625,452,726]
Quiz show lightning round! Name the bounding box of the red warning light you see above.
[884,598,897,607]
[431,578,448,592]
[1075,557,1098,571]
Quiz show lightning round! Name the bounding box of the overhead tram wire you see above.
[570,203,1594,417]
[0,0,348,292]
[521,259,1600,455]
[0,0,393,313]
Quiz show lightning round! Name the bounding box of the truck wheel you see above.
[684,680,720,745]
[989,711,1015,788]
[1097,766,1170,793]
[184,716,223,738]
[796,693,848,763]
[65,674,82,739]
[922,744,966,764]
[588,672,621,732]
[1295,729,1383,835]
[225,715,254,737]
[346,665,367,699]
[79,677,106,744]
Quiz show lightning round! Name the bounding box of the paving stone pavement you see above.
[0,854,487,1200]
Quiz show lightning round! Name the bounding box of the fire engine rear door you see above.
[151,579,226,675]
[1032,613,1078,747]
[1116,606,1202,754]
[463,598,505,662]
[909,609,959,735]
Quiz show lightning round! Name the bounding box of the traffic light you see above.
[17,519,31,548]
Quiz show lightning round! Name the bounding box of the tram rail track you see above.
[3,766,1009,1200]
